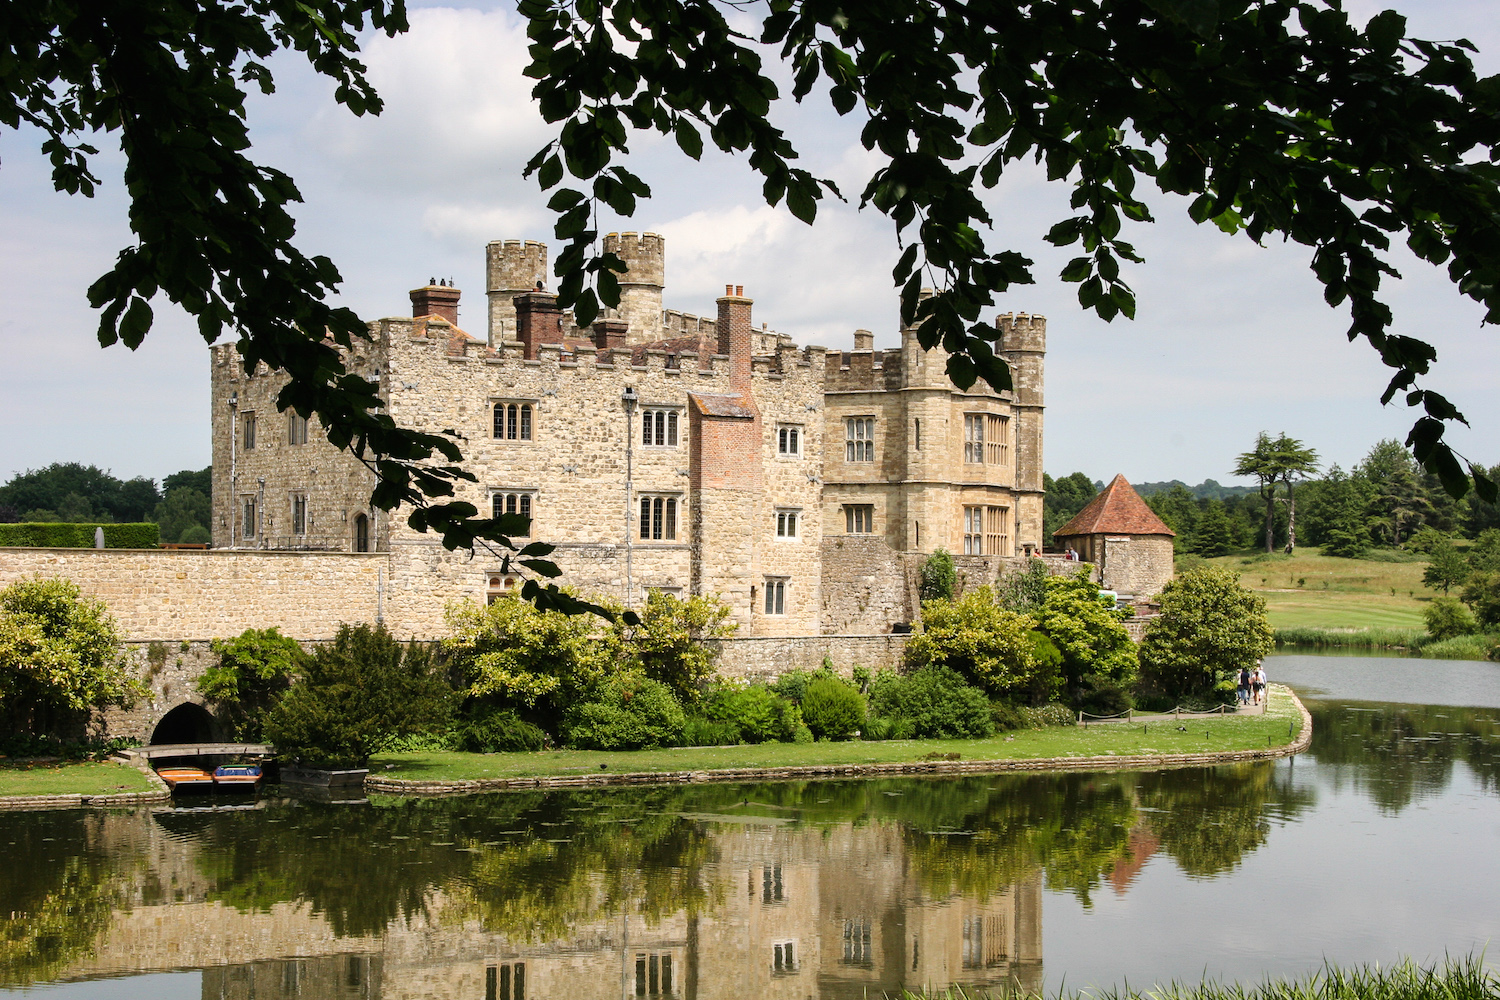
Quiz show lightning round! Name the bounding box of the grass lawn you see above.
[0,759,160,798]
[372,687,1304,783]
[1205,548,1429,630]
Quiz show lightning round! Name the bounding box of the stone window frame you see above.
[985,504,1010,556]
[289,491,309,536]
[763,577,789,615]
[963,412,985,464]
[775,508,800,539]
[287,410,308,446]
[772,939,798,974]
[485,573,520,605]
[776,423,802,457]
[240,495,257,542]
[638,493,681,541]
[493,400,536,442]
[641,407,681,448]
[491,490,535,537]
[962,505,984,554]
[844,416,874,462]
[486,961,526,1000]
[633,952,674,998]
[242,411,257,451]
[844,504,874,534]
[986,414,1010,465]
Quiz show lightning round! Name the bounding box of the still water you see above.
[3,656,1498,1000]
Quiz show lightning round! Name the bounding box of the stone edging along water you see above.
[366,686,1316,797]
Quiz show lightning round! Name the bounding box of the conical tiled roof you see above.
[1053,474,1175,538]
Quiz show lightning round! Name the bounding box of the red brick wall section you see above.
[716,286,753,396]
[514,291,564,359]
[592,317,628,351]
[689,410,763,492]
[409,284,460,325]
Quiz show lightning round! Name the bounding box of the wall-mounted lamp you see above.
[228,392,238,408]
[622,386,638,410]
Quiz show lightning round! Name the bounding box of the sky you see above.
[1,0,1497,491]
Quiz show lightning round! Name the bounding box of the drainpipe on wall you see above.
[256,478,265,549]
[377,566,385,626]
[228,391,238,548]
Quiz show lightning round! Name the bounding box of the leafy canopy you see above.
[907,587,1053,700]
[521,0,1500,503]
[1139,566,1274,695]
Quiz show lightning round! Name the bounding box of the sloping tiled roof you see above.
[1053,474,1175,538]
[688,393,755,419]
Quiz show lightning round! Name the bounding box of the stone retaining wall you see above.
[712,633,909,680]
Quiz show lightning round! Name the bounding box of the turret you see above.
[997,312,1046,494]
[603,232,665,343]
[486,240,548,347]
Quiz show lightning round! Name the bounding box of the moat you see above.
[4,655,1498,1000]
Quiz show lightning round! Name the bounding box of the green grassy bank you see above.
[371,687,1303,784]
[898,956,1496,1000]
[0,759,159,798]
[1206,549,1430,630]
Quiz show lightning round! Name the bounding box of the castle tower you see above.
[603,232,665,343]
[898,289,948,388]
[485,240,548,347]
[997,312,1045,493]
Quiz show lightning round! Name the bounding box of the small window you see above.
[763,578,787,615]
[986,505,1009,556]
[639,496,679,540]
[242,412,257,450]
[912,418,921,451]
[634,953,672,997]
[772,941,797,973]
[487,962,526,1000]
[353,512,370,552]
[493,402,534,441]
[642,409,679,447]
[844,417,874,462]
[987,414,1009,465]
[776,510,798,538]
[287,411,308,446]
[241,497,256,541]
[843,917,872,965]
[491,491,533,537]
[964,414,984,463]
[844,505,873,534]
[963,505,984,554]
[777,425,801,456]
[290,493,308,535]
[761,864,784,903]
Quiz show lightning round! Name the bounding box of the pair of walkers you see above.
[1237,664,1267,706]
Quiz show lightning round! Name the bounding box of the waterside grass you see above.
[371,686,1304,784]
[0,759,159,798]
[1207,549,1430,630]
[891,956,1499,1000]
[1273,626,1499,660]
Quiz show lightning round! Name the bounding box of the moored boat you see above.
[157,766,215,791]
[212,765,263,790]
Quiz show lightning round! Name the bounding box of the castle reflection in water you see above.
[56,805,1043,1000]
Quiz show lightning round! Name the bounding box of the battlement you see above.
[485,240,548,292]
[603,231,665,286]
[823,348,904,392]
[996,311,1047,353]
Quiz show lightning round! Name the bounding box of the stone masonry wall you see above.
[711,634,910,681]
[1101,535,1175,598]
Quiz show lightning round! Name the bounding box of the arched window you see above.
[494,402,534,441]
[492,492,534,537]
[353,513,370,552]
[638,496,678,540]
[486,574,519,605]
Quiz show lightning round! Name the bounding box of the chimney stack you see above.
[410,282,461,326]
[853,329,874,351]
[514,291,563,360]
[716,285,753,396]
[592,317,628,354]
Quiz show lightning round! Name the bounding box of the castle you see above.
[209,233,1048,638]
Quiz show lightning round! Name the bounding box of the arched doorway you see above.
[150,702,217,745]
[353,513,370,552]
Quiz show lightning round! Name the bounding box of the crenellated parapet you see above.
[486,239,548,347]
[996,312,1046,354]
[604,231,665,342]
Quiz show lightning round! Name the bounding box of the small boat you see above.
[157,766,215,791]
[212,765,263,791]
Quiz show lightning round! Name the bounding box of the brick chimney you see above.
[716,284,753,396]
[410,282,460,326]
[514,291,563,360]
[592,317,628,353]
[853,329,874,350]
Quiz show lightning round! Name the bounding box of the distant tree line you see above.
[0,463,212,543]
[1048,438,1498,559]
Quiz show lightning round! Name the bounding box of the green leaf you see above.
[120,297,154,349]
[673,118,703,160]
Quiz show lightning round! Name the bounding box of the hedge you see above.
[0,522,161,548]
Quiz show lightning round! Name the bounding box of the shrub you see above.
[376,729,461,753]
[618,590,737,703]
[867,666,993,739]
[906,588,1050,699]
[996,558,1050,614]
[455,707,546,752]
[1425,596,1477,641]
[1460,572,1500,628]
[562,675,686,750]
[1139,566,1274,697]
[1418,633,1500,661]
[0,577,141,738]
[799,676,866,740]
[0,522,159,548]
[1075,683,1133,718]
[179,524,212,545]
[771,668,818,705]
[1018,703,1077,728]
[197,627,304,740]
[989,701,1027,732]
[919,548,957,602]
[701,682,802,743]
[263,625,454,766]
[682,716,742,747]
[1035,570,1137,703]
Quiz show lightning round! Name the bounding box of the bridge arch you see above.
[150,701,219,745]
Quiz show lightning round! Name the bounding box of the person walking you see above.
[1252,663,1267,706]
[1237,666,1252,707]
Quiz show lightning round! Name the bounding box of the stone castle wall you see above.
[1100,535,1175,598]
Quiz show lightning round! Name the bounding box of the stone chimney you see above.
[410,282,460,326]
[592,317,628,353]
[514,291,563,360]
[716,284,753,396]
[853,329,874,351]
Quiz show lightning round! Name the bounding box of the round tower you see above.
[603,232,665,343]
[486,240,548,346]
[996,311,1047,499]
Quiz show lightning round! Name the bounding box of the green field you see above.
[0,759,160,798]
[1205,549,1429,629]
[372,688,1302,784]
